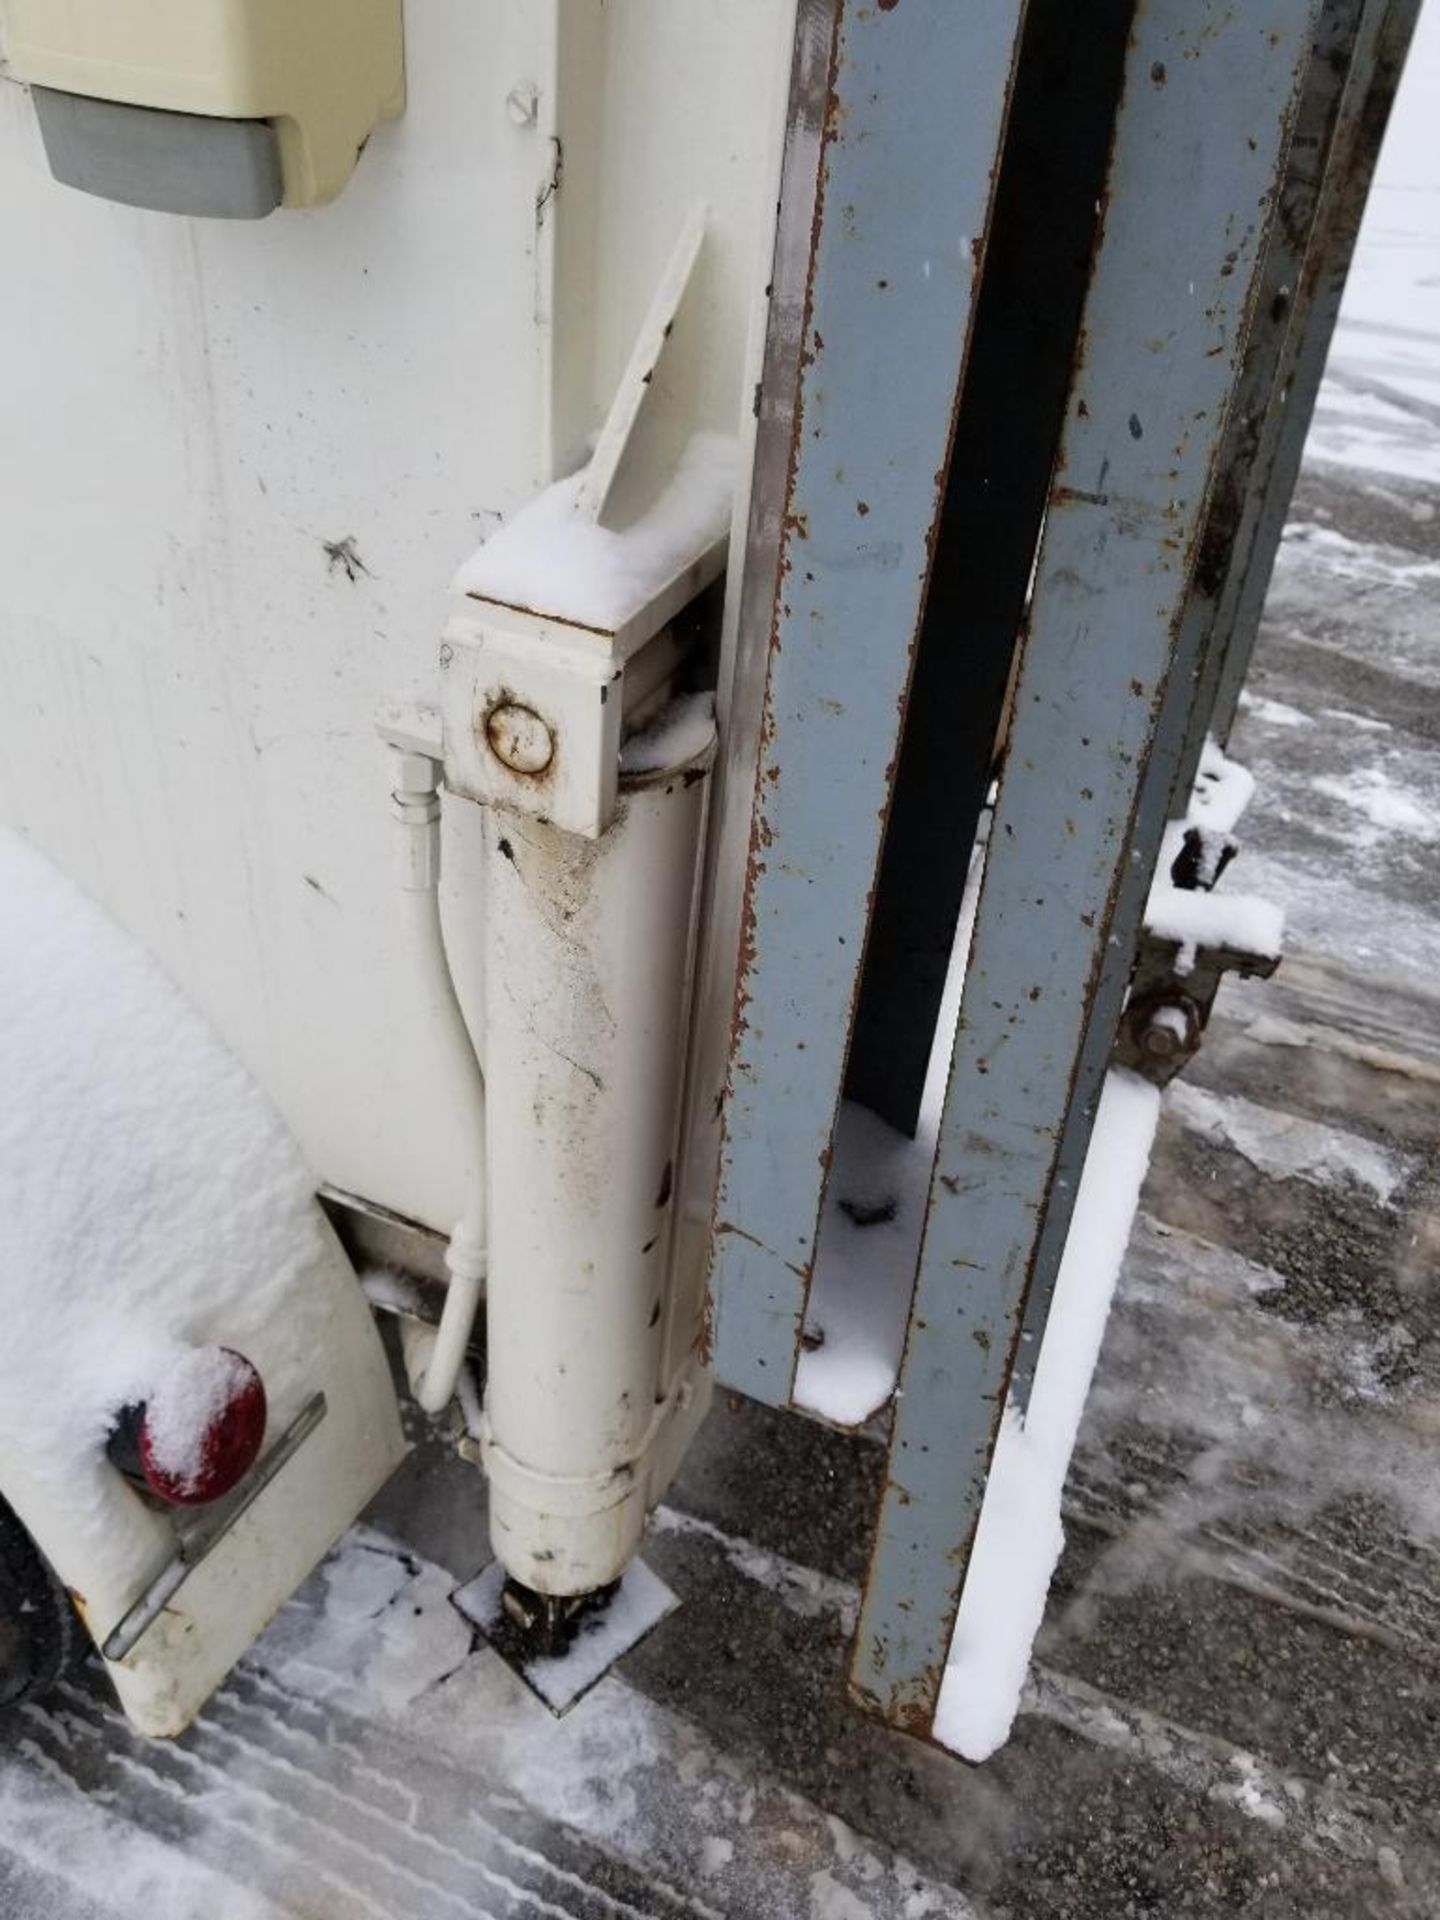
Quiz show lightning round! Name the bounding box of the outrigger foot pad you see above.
[451,1558,678,1713]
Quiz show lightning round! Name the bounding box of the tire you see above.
[0,1498,81,1712]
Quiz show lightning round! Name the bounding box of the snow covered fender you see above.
[0,832,407,1737]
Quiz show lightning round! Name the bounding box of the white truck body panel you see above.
[0,0,792,1723]
[0,0,787,1237]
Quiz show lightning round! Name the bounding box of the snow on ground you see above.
[248,1528,969,1920]
[1229,517,1440,982]
[0,1757,286,1920]
[1310,764,1440,844]
[793,845,981,1427]
[1086,1209,1440,1550]
[1166,1080,1414,1204]
[1238,692,1313,729]
[1307,0,1440,485]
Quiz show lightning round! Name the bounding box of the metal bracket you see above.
[101,1392,328,1664]
[1116,928,1280,1088]
[439,203,721,839]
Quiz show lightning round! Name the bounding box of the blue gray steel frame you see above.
[703,0,1380,1740]
[707,0,1030,1407]
[1201,0,1424,761]
[849,0,1327,1729]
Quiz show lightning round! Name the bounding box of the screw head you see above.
[505,82,539,127]
[485,702,554,776]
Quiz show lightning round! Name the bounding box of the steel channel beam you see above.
[849,0,1325,1733]
[706,0,1028,1406]
[843,0,1137,1141]
[1008,0,1372,1416]
[1016,0,1418,1418]
[1204,0,1423,750]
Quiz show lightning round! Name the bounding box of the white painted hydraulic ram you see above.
[478,722,715,1595]
[438,206,724,1606]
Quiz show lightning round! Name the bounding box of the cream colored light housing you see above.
[1,0,404,210]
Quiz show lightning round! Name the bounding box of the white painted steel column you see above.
[480,726,714,1597]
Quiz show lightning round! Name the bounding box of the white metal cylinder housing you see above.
[480,723,715,1597]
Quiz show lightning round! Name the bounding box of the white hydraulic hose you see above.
[390,748,488,1414]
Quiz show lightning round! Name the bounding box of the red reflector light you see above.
[138,1349,268,1507]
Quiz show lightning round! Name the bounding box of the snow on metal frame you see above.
[850,0,1328,1734]
[707,0,1029,1407]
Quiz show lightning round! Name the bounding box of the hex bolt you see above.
[1137,998,1199,1061]
[485,702,554,776]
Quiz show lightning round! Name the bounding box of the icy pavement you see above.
[1307,2,1440,484]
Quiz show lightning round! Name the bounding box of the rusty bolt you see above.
[485,702,554,776]
[1137,998,1200,1061]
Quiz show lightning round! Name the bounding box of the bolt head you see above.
[1141,1023,1182,1059]
[1138,998,1199,1059]
[485,702,554,776]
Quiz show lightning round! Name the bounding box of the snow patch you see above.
[0,1752,283,1919]
[1216,1754,1288,1830]
[1311,766,1439,845]
[700,1837,734,1875]
[620,691,716,776]
[296,1527,473,1718]
[454,433,736,634]
[1281,522,1440,588]
[794,838,982,1426]
[1319,707,1393,735]
[791,1103,938,1427]
[651,1506,858,1631]
[1166,1081,1412,1204]
[934,1068,1162,1763]
[1237,692,1313,729]
[320,1539,413,1622]
[1144,885,1285,976]
[359,1267,428,1317]
[1191,740,1256,834]
[142,1346,252,1490]
[810,1871,877,1920]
